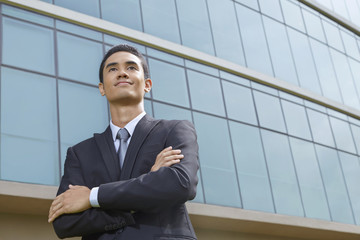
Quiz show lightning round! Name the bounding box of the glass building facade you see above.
[1,0,360,229]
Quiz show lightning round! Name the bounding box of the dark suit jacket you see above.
[53,114,199,240]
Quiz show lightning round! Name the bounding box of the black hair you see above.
[99,44,150,83]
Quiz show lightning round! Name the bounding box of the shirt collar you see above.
[110,111,146,142]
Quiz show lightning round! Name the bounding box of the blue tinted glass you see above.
[251,82,278,96]
[101,0,142,31]
[307,109,335,147]
[187,70,225,116]
[58,81,108,171]
[253,91,286,133]
[315,145,354,224]
[322,20,344,52]
[147,48,183,66]
[346,0,360,28]
[220,71,250,86]
[348,59,360,99]
[141,0,181,44]
[341,30,360,60]
[176,0,214,55]
[339,152,360,224]
[258,0,283,21]
[193,112,241,207]
[332,1,350,20]
[54,0,100,17]
[56,20,102,41]
[207,0,246,65]
[235,0,259,10]
[192,171,205,203]
[144,99,153,117]
[1,67,58,185]
[236,4,273,76]
[2,5,53,27]
[289,138,330,220]
[104,36,146,54]
[310,39,342,102]
[2,17,55,75]
[351,124,360,154]
[287,28,322,94]
[304,100,326,113]
[281,100,312,140]
[185,60,219,76]
[153,102,192,122]
[263,17,298,85]
[57,32,103,85]
[148,59,189,107]
[330,49,360,109]
[279,92,304,104]
[302,9,326,42]
[222,81,257,125]
[261,130,304,216]
[229,122,274,212]
[281,0,305,32]
[330,117,356,154]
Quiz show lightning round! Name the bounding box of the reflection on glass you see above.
[340,30,360,60]
[222,81,257,125]
[348,59,360,100]
[101,0,142,31]
[350,124,360,154]
[185,60,219,77]
[229,122,274,212]
[57,32,103,85]
[339,152,360,224]
[2,17,55,75]
[1,67,58,185]
[258,0,283,22]
[56,20,102,41]
[207,0,245,65]
[187,70,225,116]
[153,102,192,122]
[148,59,190,107]
[330,117,356,153]
[176,0,214,55]
[281,0,305,32]
[54,0,100,17]
[290,138,330,220]
[147,48,183,66]
[192,172,205,203]
[307,109,335,147]
[302,9,326,42]
[315,145,354,224]
[220,71,250,86]
[253,91,286,133]
[322,20,344,52]
[144,99,153,117]
[261,130,304,216]
[193,112,241,207]
[141,0,181,44]
[263,17,298,85]
[236,4,273,76]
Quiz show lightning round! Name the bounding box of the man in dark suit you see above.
[48,44,199,239]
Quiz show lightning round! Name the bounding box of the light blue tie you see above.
[117,128,130,169]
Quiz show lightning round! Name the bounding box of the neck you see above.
[110,103,144,128]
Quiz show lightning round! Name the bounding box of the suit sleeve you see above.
[52,147,134,239]
[98,120,199,212]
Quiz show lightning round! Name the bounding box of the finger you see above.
[48,208,64,223]
[164,154,184,161]
[162,159,180,167]
[161,149,181,158]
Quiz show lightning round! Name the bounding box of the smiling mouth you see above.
[115,81,132,86]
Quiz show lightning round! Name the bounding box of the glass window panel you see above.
[309,39,342,102]
[349,59,360,99]
[56,20,102,41]
[193,112,241,207]
[176,0,214,55]
[144,99,153,117]
[153,102,192,122]
[104,35,146,54]
[322,20,344,52]
[2,5,53,27]
[341,30,360,60]
[148,59,189,107]
[235,0,259,10]
[141,0,181,44]
[187,70,225,116]
[207,0,246,66]
[0,67,58,185]
[258,0,283,22]
[330,49,360,109]
[350,124,360,154]
[327,108,347,121]
[263,17,298,85]
[58,81,108,171]
[229,122,274,212]
[220,71,250,87]
[147,48,183,66]
[101,0,142,31]
[305,100,326,113]
[192,171,205,203]
[261,130,303,216]
[287,28,322,94]
[222,81,257,125]
[302,9,326,42]
[251,82,278,96]
[339,152,360,225]
[185,60,219,77]
[54,0,100,18]
[315,145,354,224]
[236,4,273,76]
[289,138,330,220]
[316,0,333,10]
[330,117,356,153]
[279,92,304,104]
[282,100,312,140]
[307,109,335,147]
[281,0,305,32]
[253,91,286,133]
[332,0,350,20]
[346,0,360,26]
[57,32,103,85]
[2,17,55,75]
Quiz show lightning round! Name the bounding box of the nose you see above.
[117,69,129,79]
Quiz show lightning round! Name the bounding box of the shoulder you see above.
[70,127,110,151]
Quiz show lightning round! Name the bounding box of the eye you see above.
[128,66,137,71]
[108,67,117,72]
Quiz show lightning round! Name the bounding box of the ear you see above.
[144,78,152,93]
[99,82,105,96]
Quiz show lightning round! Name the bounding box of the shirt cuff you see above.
[89,187,100,207]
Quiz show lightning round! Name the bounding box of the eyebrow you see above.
[105,61,139,69]
[105,62,118,69]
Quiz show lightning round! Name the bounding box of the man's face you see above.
[99,51,152,105]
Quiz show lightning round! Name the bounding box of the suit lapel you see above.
[121,114,160,180]
[94,126,120,181]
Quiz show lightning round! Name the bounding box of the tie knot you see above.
[117,128,130,141]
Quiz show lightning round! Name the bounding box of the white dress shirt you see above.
[89,111,146,207]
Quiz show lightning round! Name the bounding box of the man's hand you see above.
[151,146,184,172]
[48,185,91,223]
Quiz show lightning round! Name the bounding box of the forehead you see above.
[105,51,142,65]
